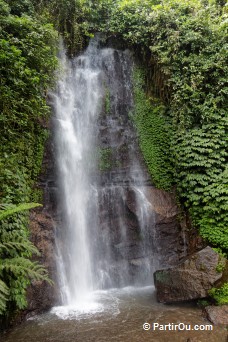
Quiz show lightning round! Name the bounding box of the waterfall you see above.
[53,37,159,310]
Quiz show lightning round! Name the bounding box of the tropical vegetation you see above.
[0,0,227,319]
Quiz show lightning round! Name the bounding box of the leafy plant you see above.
[132,67,174,190]
[0,280,8,314]
[208,283,228,305]
[0,203,52,315]
[0,203,42,221]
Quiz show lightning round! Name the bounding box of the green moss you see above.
[105,87,111,114]
[131,67,174,190]
[155,271,170,284]
[98,147,123,171]
[197,299,210,308]
[98,148,112,171]
[214,250,226,273]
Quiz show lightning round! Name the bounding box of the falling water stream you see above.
[53,37,159,315]
[54,39,102,308]
[2,38,227,341]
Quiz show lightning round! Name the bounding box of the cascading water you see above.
[53,37,159,312]
[54,40,103,306]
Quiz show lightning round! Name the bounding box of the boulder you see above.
[154,246,225,303]
[205,305,228,325]
[125,186,179,219]
[125,186,187,266]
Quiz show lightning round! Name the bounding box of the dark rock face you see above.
[92,180,187,287]
[27,210,58,315]
[205,305,228,325]
[26,132,59,316]
[154,246,225,303]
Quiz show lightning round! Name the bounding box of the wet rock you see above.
[205,305,228,325]
[143,187,179,219]
[154,246,225,303]
[26,210,58,315]
[126,186,185,267]
[129,258,147,267]
[26,136,59,315]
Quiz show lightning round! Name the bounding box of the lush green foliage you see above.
[0,203,42,221]
[132,68,174,190]
[0,0,58,203]
[209,282,228,305]
[0,204,52,314]
[0,0,57,316]
[32,0,94,56]
[0,280,8,314]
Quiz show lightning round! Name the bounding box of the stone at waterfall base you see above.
[205,305,228,325]
[154,247,226,303]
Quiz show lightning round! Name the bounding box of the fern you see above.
[0,258,52,283]
[0,203,42,221]
[0,280,9,315]
[0,239,40,256]
[0,203,52,315]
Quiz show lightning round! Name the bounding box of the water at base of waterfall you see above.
[2,287,227,342]
[51,286,149,320]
